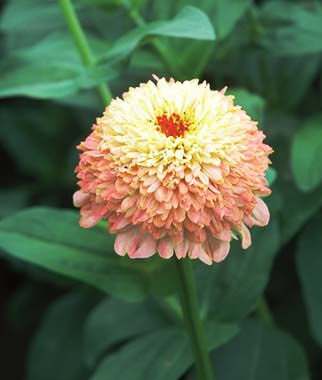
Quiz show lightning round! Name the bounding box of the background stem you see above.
[59,0,112,105]
[175,259,214,380]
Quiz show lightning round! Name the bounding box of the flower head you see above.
[73,77,272,264]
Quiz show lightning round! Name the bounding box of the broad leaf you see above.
[220,51,320,111]
[0,58,116,100]
[26,292,95,380]
[296,214,322,348]
[0,0,65,34]
[84,298,169,366]
[291,114,322,192]
[278,182,322,245]
[198,219,280,322]
[0,64,81,99]
[212,0,252,40]
[228,88,265,125]
[98,6,215,63]
[260,2,322,56]
[0,207,176,301]
[0,0,112,38]
[266,168,277,186]
[89,323,238,380]
[213,320,310,380]
[12,32,110,67]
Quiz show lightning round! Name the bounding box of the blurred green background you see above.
[1,0,322,379]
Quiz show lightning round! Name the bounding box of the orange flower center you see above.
[156,113,190,137]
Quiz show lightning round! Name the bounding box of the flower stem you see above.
[58,0,112,105]
[175,259,214,380]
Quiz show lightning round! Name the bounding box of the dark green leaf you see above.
[296,214,322,348]
[260,2,322,56]
[0,208,137,299]
[228,88,265,125]
[0,63,79,99]
[278,182,322,245]
[220,51,320,111]
[84,298,169,366]
[291,114,322,192]
[0,207,177,301]
[26,292,95,380]
[212,0,252,40]
[0,0,65,34]
[198,219,280,322]
[12,31,110,68]
[149,6,215,40]
[99,6,215,63]
[0,32,116,100]
[0,60,116,100]
[90,322,238,380]
[214,320,310,380]
[266,168,277,186]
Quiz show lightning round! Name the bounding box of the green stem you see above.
[176,259,214,380]
[58,0,112,105]
[256,297,274,326]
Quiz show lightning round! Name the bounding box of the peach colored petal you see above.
[73,190,90,208]
[198,248,212,265]
[175,239,189,259]
[130,234,157,258]
[158,237,174,259]
[79,214,101,228]
[114,228,137,256]
[241,223,252,249]
[252,198,270,226]
[189,242,202,259]
[109,215,130,233]
[211,241,230,263]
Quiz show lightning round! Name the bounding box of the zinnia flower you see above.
[73,77,272,265]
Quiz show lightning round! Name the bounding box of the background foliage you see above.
[0,0,322,379]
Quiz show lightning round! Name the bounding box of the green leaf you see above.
[84,298,169,366]
[0,0,111,37]
[278,182,322,245]
[89,322,238,380]
[228,88,265,125]
[150,0,250,41]
[0,104,74,181]
[296,214,322,348]
[291,114,322,192]
[213,320,310,380]
[99,6,215,63]
[0,63,79,99]
[0,60,116,100]
[265,168,277,186]
[260,2,322,56]
[0,32,116,100]
[0,0,65,34]
[212,0,252,40]
[198,219,280,322]
[149,6,215,40]
[26,292,95,380]
[12,32,109,68]
[0,207,175,301]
